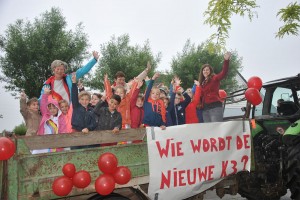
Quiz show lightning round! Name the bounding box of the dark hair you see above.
[198,64,215,85]
[93,93,102,99]
[111,94,121,104]
[114,71,125,79]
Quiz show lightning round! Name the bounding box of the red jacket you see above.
[130,88,144,128]
[200,59,229,105]
[185,86,201,124]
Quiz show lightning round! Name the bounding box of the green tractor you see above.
[225,73,300,200]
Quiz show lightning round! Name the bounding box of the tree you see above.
[204,0,300,47]
[168,40,243,93]
[86,34,161,91]
[0,7,90,98]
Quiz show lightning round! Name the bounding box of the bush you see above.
[13,123,27,136]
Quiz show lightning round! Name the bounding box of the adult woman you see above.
[198,52,231,122]
[40,51,100,103]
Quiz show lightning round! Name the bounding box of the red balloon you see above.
[0,137,16,160]
[72,170,91,188]
[98,153,118,174]
[219,90,227,102]
[52,176,73,196]
[247,76,263,90]
[62,163,76,178]
[95,174,115,196]
[113,166,131,185]
[245,88,262,106]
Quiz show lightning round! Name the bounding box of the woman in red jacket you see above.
[198,52,231,122]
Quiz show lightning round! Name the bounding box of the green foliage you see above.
[204,0,258,47]
[168,40,243,93]
[0,7,90,98]
[13,123,27,136]
[276,2,300,38]
[86,34,161,91]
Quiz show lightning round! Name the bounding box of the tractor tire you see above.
[237,171,284,200]
[286,143,300,200]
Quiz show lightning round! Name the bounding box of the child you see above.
[185,81,201,124]
[58,99,73,133]
[170,76,191,125]
[71,73,96,133]
[143,72,166,130]
[130,80,144,128]
[34,86,68,154]
[105,74,138,129]
[93,94,122,133]
[20,91,41,136]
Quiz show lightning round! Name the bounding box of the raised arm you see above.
[104,74,113,99]
[75,51,100,79]
[71,73,80,109]
[215,52,231,81]
[20,91,29,118]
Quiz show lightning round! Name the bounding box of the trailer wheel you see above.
[87,193,130,200]
[286,143,300,200]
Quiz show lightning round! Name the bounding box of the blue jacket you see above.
[71,83,96,131]
[170,92,191,125]
[40,58,97,102]
[143,80,166,127]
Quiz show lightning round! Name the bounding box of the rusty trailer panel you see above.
[1,129,149,200]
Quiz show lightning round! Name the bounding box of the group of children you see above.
[20,60,206,152]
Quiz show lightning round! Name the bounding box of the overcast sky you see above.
[0,0,299,131]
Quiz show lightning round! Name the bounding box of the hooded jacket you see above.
[37,94,68,135]
[186,85,201,124]
[143,80,166,127]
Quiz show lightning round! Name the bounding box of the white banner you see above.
[146,121,251,200]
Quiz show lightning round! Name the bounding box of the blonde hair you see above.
[78,91,91,101]
[58,99,69,107]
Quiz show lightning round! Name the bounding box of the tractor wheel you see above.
[286,143,300,200]
[237,171,283,200]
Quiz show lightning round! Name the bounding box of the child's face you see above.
[28,101,39,112]
[160,91,166,98]
[48,104,58,116]
[90,94,100,106]
[59,102,69,115]
[175,94,181,105]
[163,99,169,108]
[151,88,160,101]
[136,97,144,108]
[115,77,125,87]
[115,88,125,99]
[79,95,90,108]
[108,99,119,112]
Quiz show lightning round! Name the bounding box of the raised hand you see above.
[224,52,231,60]
[93,51,100,60]
[104,73,108,81]
[43,85,51,94]
[20,90,27,99]
[71,72,77,83]
[137,80,143,89]
[194,80,200,86]
[146,61,152,72]
[152,72,160,80]
[174,76,182,86]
